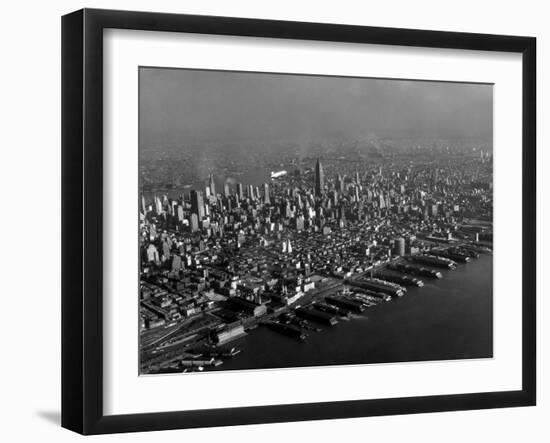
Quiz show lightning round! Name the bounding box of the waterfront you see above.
[138,68,494,374]
[214,253,493,372]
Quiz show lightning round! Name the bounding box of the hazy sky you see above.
[139,67,492,149]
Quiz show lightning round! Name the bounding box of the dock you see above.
[325,296,365,313]
[296,307,338,326]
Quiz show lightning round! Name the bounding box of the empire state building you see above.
[315,158,324,197]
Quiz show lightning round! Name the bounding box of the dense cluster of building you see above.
[139,151,493,371]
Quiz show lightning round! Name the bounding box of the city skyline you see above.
[138,67,493,375]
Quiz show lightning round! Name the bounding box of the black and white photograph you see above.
[138,67,494,374]
[0,0,545,440]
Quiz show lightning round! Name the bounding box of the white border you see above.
[103,29,523,415]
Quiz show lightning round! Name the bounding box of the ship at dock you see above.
[346,276,407,297]
[375,271,424,287]
[461,243,492,254]
[296,306,339,326]
[350,288,392,302]
[429,248,471,263]
[408,254,457,270]
[324,296,365,313]
[313,302,351,317]
[265,321,306,340]
[387,262,443,279]
[450,246,479,259]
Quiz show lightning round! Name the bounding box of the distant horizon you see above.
[139,67,493,153]
[139,132,494,150]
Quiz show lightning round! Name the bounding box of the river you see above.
[212,253,493,372]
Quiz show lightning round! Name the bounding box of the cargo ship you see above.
[346,277,406,297]
[221,347,241,358]
[296,307,338,326]
[408,254,457,270]
[387,262,442,279]
[351,289,392,302]
[450,246,479,259]
[313,302,351,317]
[324,296,365,313]
[351,291,388,304]
[375,271,424,287]
[180,358,223,368]
[191,346,241,359]
[462,243,492,254]
[429,249,471,263]
[266,321,306,340]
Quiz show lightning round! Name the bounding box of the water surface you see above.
[214,254,493,372]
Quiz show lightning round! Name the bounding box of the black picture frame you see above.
[61,8,536,435]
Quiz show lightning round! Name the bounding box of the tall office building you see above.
[283,239,292,254]
[190,189,205,220]
[224,183,230,198]
[393,237,405,256]
[379,194,386,209]
[146,244,159,262]
[154,196,163,214]
[263,183,270,204]
[141,195,147,215]
[315,158,324,196]
[209,174,216,197]
[336,174,344,193]
[281,200,291,218]
[354,185,360,202]
[294,215,304,231]
[189,213,199,232]
[237,183,244,200]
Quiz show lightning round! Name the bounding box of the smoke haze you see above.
[139,67,493,151]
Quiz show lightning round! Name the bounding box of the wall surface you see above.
[0,0,546,441]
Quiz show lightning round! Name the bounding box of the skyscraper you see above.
[209,174,216,197]
[189,213,199,232]
[146,244,159,262]
[393,237,405,256]
[263,183,270,204]
[354,185,360,202]
[315,159,324,197]
[336,174,344,193]
[294,215,304,231]
[141,195,147,214]
[154,196,163,214]
[281,200,291,218]
[190,189,205,220]
[237,183,244,200]
[379,194,386,209]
